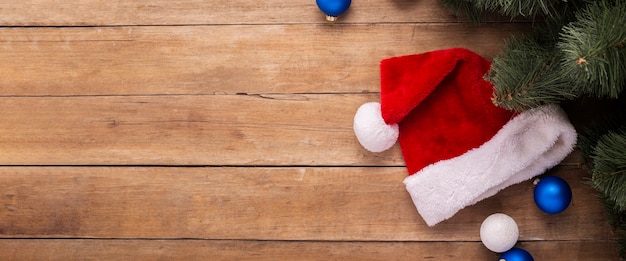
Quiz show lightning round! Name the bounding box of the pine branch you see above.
[476,0,565,19]
[487,37,578,111]
[579,109,626,258]
[438,0,584,21]
[558,0,626,99]
[438,0,485,22]
[590,127,626,210]
[578,109,626,168]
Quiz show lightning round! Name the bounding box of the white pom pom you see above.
[480,213,519,253]
[353,102,399,152]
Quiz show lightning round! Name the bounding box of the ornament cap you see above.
[316,0,351,22]
[532,178,540,186]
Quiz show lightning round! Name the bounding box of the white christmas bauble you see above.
[353,102,399,152]
[480,213,519,253]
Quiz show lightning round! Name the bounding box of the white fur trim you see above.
[403,104,577,226]
[354,102,399,152]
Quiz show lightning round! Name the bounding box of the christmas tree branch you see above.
[487,37,578,111]
[558,1,626,99]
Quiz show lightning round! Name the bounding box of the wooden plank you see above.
[0,94,405,166]
[0,239,618,260]
[0,94,582,166]
[0,166,614,241]
[0,0,493,26]
[0,24,528,96]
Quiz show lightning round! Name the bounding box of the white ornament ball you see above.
[353,102,399,152]
[480,213,519,253]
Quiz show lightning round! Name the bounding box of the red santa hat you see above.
[353,48,577,226]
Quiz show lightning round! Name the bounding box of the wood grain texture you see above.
[0,166,614,241]
[0,0,617,259]
[0,0,480,26]
[0,94,403,165]
[0,24,528,96]
[0,239,618,260]
[0,94,582,166]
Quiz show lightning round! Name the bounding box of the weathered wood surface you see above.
[0,0,618,259]
[0,94,398,165]
[0,166,611,241]
[0,94,582,166]
[0,24,525,96]
[0,240,617,260]
[0,0,473,26]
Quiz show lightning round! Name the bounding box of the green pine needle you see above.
[591,127,626,210]
[487,37,578,111]
[579,111,626,258]
[578,111,626,168]
[558,0,626,98]
[438,0,584,21]
[438,0,485,23]
[477,0,563,18]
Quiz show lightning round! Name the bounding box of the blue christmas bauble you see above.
[316,0,351,21]
[499,248,534,261]
[534,176,572,214]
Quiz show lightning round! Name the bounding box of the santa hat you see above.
[353,48,577,226]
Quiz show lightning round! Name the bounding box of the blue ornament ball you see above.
[316,0,351,21]
[534,176,572,214]
[499,248,534,261]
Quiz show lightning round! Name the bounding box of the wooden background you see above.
[0,0,619,259]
